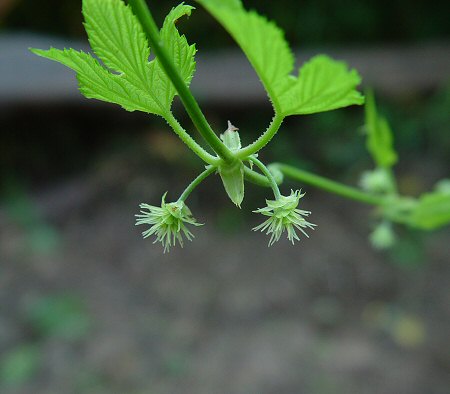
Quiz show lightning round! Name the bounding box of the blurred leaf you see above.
[27,295,90,340]
[435,178,450,194]
[365,90,397,168]
[0,345,40,387]
[410,191,450,230]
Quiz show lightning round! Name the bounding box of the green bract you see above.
[136,194,202,253]
[218,122,245,207]
[253,190,316,246]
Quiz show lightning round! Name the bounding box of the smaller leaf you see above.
[31,0,197,118]
[159,4,197,93]
[31,48,163,114]
[409,191,450,230]
[278,55,364,116]
[365,90,398,168]
[218,160,245,208]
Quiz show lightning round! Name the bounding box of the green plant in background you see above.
[0,294,90,390]
[31,0,450,252]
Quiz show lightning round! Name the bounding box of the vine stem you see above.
[178,165,216,202]
[249,157,282,199]
[243,166,282,187]
[237,113,284,158]
[273,163,386,206]
[164,112,218,165]
[128,0,234,163]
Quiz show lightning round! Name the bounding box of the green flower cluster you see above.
[253,190,316,246]
[136,193,201,253]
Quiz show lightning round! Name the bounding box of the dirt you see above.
[1,152,449,394]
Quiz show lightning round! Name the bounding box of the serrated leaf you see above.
[196,0,292,111]
[31,48,164,113]
[365,90,398,168]
[158,4,197,101]
[31,0,196,117]
[196,0,363,116]
[278,55,364,115]
[82,0,149,81]
[410,191,450,230]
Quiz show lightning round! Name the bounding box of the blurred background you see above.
[1,0,450,393]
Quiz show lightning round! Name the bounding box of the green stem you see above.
[237,113,284,158]
[249,157,281,199]
[165,112,218,165]
[274,163,386,206]
[244,166,282,187]
[178,165,216,202]
[128,0,234,163]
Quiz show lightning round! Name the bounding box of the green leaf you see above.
[278,55,364,115]
[196,0,363,116]
[31,48,166,113]
[365,90,398,168]
[31,0,196,117]
[82,0,149,81]
[160,4,197,87]
[410,191,450,230]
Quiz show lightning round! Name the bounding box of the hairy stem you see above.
[249,157,282,199]
[165,112,219,165]
[243,167,277,187]
[273,163,386,206]
[128,0,234,163]
[178,165,216,202]
[237,113,284,158]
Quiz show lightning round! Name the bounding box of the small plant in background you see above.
[32,0,450,252]
[0,294,90,390]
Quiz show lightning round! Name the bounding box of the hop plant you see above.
[136,194,202,253]
[253,190,316,246]
[31,0,450,253]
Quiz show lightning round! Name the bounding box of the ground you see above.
[1,150,449,394]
